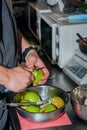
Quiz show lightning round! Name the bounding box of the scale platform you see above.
[63,49,87,85]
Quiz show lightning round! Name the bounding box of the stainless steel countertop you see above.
[7,53,87,130]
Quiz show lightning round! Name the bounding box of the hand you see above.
[6,66,34,92]
[25,49,50,85]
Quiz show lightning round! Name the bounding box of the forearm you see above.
[0,66,10,87]
[17,29,32,54]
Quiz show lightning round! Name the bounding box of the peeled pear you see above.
[32,69,44,84]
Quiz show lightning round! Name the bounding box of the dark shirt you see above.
[0,1,18,129]
[0,0,18,92]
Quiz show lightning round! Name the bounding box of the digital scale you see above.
[63,49,87,85]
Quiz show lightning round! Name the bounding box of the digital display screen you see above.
[66,60,82,74]
[41,18,52,60]
[66,59,87,78]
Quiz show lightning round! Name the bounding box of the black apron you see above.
[0,0,18,129]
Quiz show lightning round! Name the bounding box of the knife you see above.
[6,100,49,107]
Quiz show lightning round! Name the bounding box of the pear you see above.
[51,96,64,109]
[32,69,44,84]
[24,91,40,102]
[26,105,40,113]
[39,104,56,113]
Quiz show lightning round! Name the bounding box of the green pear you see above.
[32,69,44,84]
[24,91,40,102]
[26,105,40,113]
[39,104,56,113]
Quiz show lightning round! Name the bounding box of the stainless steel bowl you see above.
[14,85,69,122]
[70,85,87,121]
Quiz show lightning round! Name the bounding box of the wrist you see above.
[19,46,35,62]
[25,48,38,61]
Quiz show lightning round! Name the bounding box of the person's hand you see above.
[5,66,34,92]
[25,49,50,85]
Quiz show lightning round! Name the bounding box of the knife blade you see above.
[6,100,49,107]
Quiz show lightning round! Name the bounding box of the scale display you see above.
[66,59,87,78]
[63,54,87,85]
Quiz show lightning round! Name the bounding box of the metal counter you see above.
[7,54,87,130]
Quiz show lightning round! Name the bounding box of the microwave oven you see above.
[40,13,87,68]
[28,2,51,42]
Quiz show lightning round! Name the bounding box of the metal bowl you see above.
[70,85,87,121]
[14,85,69,122]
